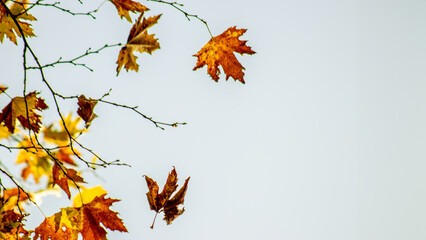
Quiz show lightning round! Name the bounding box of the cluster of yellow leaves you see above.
[34,188,127,240]
[0,0,36,44]
[144,167,190,228]
[15,115,86,198]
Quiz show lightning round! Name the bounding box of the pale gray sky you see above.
[2,0,426,239]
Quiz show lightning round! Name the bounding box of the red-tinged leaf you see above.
[193,26,255,83]
[80,194,128,240]
[52,163,85,199]
[0,91,48,133]
[77,95,97,127]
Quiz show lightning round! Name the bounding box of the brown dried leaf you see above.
[77,95,97,127]
[116,13,161,75]
[193,26,255,83]
[144,167,190,228]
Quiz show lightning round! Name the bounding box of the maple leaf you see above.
[116,13,161,75]
[193,26,255,83]
[77,95,98,127]
[52,163,85,199]
[34,194,127,240]
[144,167,190,228]
[43,114,85,145]
[109,0,149,22]
[0,91,48,133]
[0,0,36,45]
[34,208,78,240]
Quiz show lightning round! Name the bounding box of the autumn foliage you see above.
[0,0,254,239]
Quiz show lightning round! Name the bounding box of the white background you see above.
[1,0,426,239]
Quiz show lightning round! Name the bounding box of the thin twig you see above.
[147,0,213,38]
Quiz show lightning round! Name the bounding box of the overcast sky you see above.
[2,0,426,239]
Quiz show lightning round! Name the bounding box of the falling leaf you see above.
[52,163,85,199]
[0,0,36,45]
[43,114,85,145]
[34,194,127,240]
[109,0,149,22]
[0,91,48,133]
[77,95,97,127]
[116,13,161,75]
[144,167,190,228]
[193,26,255,83]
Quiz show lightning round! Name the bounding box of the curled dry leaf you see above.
[144,167,190,228]
[109,0,149,22]
[116,13,161,75]
[0,0,36,44]
[193,26,255,83]
[0,91,48,133]
[77,95,97,127]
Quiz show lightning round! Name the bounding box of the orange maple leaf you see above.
[34,194,127,240]
[0,91,48,133]
[144,167,190,228]
[77,95,97,127]
[52,163,85,199]
[0,0,36,45]
[193,26,255,83]
[109,0,149,22]
[116,13,161,75]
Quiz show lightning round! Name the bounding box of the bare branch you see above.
[147,0,213,38]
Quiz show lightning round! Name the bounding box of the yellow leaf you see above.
[43,114,85,145]
[73,185,107,208]
[0,0,36,45]
[109,0,149,22]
